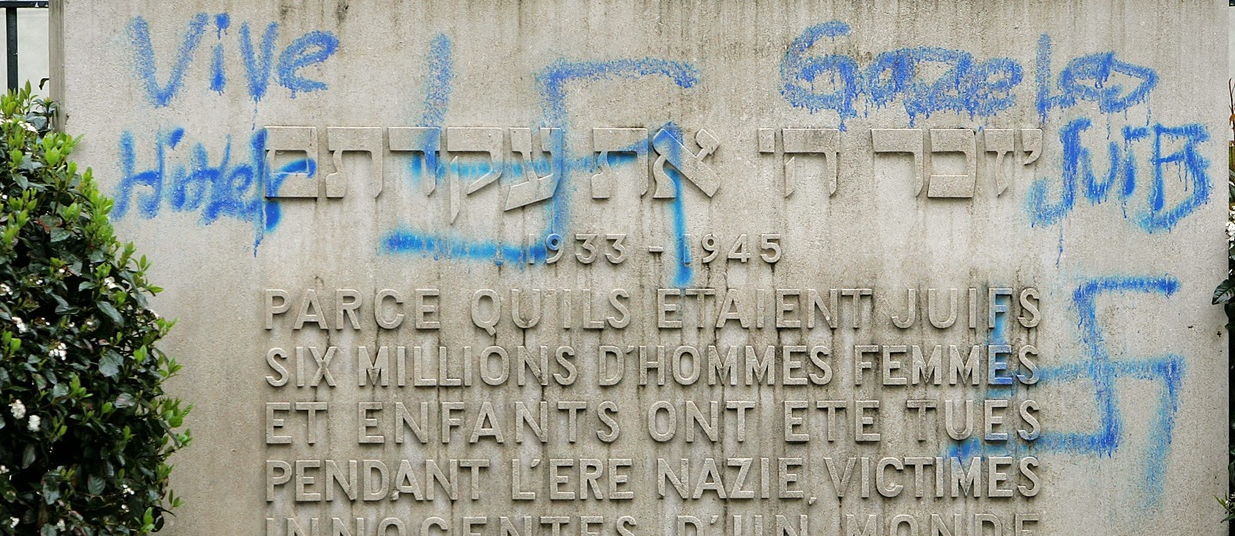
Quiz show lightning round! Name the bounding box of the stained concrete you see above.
[53,2,1228,535]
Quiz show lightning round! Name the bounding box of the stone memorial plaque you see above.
[53,1,1227,535]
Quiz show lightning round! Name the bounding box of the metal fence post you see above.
[0,1,49,92]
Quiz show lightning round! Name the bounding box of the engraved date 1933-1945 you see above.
[528,233,783,266]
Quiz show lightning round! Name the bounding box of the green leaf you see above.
[21,444,35,468]
[17,153,42,172]
[52,294,71,314]
[99,350,122,378]
[87,475,104,495]
[41,480,59,505]
[1215,279,1235,305]
[96,301,122,325]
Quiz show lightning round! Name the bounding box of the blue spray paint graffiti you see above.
[537,58,698,127]
[238,21,279,101]
[948,276,1184,507]
[128,14,209,107]
[379,44,702,287]
[1026,119,1210,231]
[780,21,1023,127]
[1025,33,1209,231]
[209,15,229,93]
[277,31,340,97]
[1035,34,1158,122]
[115,19,1213,276]
[535,57,697,266]
[381,123,695,286]
[778,23,1209,231]
[1039,276,1184,506]
[404,34,454,191]
[653,123,695,287]
[781,25,1166,132]
[127,13,339,106]
[1143,124,1212,231]
[113,128,313,250]
[419,34,453,126]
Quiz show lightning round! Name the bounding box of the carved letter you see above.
[1021,129,1043,166]
[872,129,924,196]
[265,126,318,198]
[651,128,720,198]
[325,127,384,198]
[891,288,917,329]
[388,127,443,196]
[507,128,562,210]
[983,129,1014,196]
[927,288,958,329]
[757,128,777,154]
[927,129,977,198]
[445,127,504,223]
[783,128,841,197]
[591,128,649,199]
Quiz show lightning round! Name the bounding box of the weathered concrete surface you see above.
[54,1,1228,535]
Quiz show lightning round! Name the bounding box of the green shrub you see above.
[0,84,190,535]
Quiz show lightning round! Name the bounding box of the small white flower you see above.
[12,317,25,333]
[103,277,120,291]
[55,520,64,531]
[49,342,66,360]
[26,414,39,432]
[1,118,34,134]
[12,120,35,133]
[9,399,25,419]
[0,283,9,294]
[84,318,96,329]
[0,465,7,474]
[121,484,133,496]
[120,505,128,512]
[8,517,16,528]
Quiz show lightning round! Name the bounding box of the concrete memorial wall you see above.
[52,1,1228,535]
